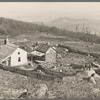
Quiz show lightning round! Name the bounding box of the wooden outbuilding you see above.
[28,44,56,63]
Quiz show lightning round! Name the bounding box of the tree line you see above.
[0,17,100,44]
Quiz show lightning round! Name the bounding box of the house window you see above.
[18,57,21,62]
[18,52,20,54]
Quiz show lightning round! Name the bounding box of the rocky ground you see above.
[0,41,100,99]
[1,67,100,99]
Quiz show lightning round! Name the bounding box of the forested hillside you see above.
[0,17,100,44]
[0,17,50,36]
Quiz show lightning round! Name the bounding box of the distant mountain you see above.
[47,17,100,36]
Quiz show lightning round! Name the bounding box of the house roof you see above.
[35,44,50,53]
[31,51,44,57]
[0,54,6,61]
[14,42,33,53]
[0,44,17,61]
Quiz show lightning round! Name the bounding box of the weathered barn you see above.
[28,44,56,63]
[0,39,28,66]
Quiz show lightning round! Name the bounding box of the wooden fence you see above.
[0,64,63,82]
[58,44,100,58]
[37,65,65,77]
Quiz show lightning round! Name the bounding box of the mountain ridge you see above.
[47,17,100,36]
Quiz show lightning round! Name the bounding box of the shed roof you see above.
[35,44,50,53]
[31,51,44,57]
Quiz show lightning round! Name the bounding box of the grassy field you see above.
[0,45,99,99]
[1,17,100,98]
[1,34,100,98]
[65,41,100,53]
[1,67,100,99]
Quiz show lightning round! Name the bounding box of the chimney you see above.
[4,38,9,45]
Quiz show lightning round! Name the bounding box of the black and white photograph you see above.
[0,2,100,99]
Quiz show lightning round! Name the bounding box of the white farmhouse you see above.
[0,39,28,66]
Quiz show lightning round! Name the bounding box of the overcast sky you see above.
[0,2,100,22]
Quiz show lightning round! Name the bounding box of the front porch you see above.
[27,51,45,63]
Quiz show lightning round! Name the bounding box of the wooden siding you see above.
[46,47,56,63]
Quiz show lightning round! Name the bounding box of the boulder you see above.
[65,49,69,52]
[89,77,96,84]
[92,88,100,94]
[0,86,27,99]
[57,54,63,59]
[47,91,56,98]
[84,69,95,77]
[34,84,48,98]
[95,74,100,79]
[28,84,48,98]
[92,62,100,68]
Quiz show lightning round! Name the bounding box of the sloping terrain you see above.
[0,17,50,36]
[1,17,100,44]
[47,17,100,36]
[63,41,100,54]
[0,17,80,44]
[0,17,100,98]
[0,41,100,98]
